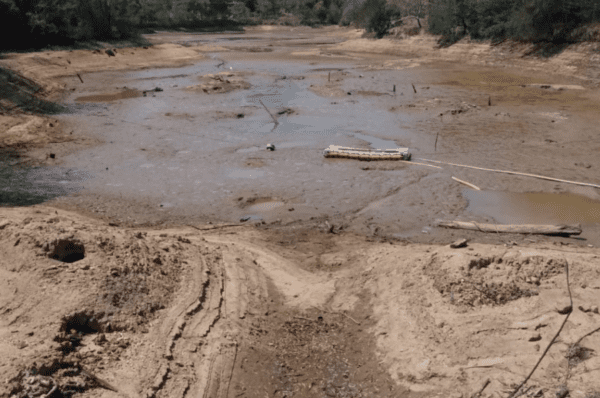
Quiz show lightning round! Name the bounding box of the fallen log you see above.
[435,220,582,236]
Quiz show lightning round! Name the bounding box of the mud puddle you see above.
[75,89,142,102]
[52,57,429,228]
[464,190,600,225]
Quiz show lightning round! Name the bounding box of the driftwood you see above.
[451,176,481,190]
[435,220,582,236]
[416,158,600,190]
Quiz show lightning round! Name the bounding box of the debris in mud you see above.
[277,108,294,115]
[42,235,85,263]
[566,343,594,367]
[105,49,115,57]
[266,143,276,151]
[143,87,163,95]
[8,361,115,398]
[54,310,106,353]
[441,102,481,116]
[187,72,251,94]
[10,369,58,398]
[450,238,468,248]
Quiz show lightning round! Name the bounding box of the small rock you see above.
[94,334,107,345]
[555,386,568,398]
[529,333,542,342]
[49,153,55,159]
[240,216,251,222]
[105,49,115,57]
[593,306,599,314]
[557,305,572,314]
[450,239,468,249]
[266,143,275,151]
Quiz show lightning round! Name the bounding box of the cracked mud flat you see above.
[2,26,600,398]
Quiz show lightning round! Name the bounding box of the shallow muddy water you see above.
[55,53,434,225]
[464,190,600,226]
[20,29,598,245]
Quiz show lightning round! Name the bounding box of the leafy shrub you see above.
[366,0,392,38]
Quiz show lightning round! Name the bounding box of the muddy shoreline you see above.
[5,27,600,246]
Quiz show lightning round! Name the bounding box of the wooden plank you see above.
[435,220,582,236]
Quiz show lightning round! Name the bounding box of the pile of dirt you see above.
[427,254,567,307]
[353,242,600,395]
[0,208,195,397]
[187,72,251,94]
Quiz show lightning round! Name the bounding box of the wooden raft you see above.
[323,145,411,161]
[435,220,582,236]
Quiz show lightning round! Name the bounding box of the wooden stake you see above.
[77,73,84,83]
[412,83,417,93]
[328,72,330,82]
[488,96,492,106]
[393,84,396,92]
[434,131,439,152]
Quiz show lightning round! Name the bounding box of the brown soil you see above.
[187,72,251,94]
[2,26,600,398]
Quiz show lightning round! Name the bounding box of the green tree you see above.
[366,0,392,38]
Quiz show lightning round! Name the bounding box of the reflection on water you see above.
[464,190,600,225]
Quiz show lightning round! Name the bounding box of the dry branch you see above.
[451,176,481,190]
[435,220,582,236]
[259,98,279,131]
[416,158,600,190]
[472,378,490,398]
[80,366,119,393]
[508,260,573,398]
[342,312,361,325]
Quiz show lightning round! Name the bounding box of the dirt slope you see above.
[2,205,600,398]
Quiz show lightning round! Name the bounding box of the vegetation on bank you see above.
[1,0,599,51]
[427,0,600,46]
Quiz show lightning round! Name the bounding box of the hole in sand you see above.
[45,237,85,263]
